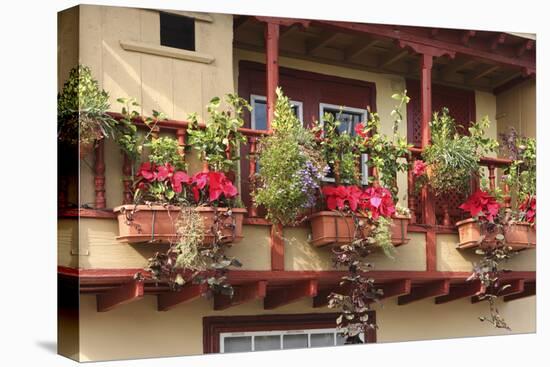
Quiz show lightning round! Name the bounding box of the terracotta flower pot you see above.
[308,211,370,247]
[391,214,411,246]
[456,218,536,250]
[308,211,411,248]
[113,205,247,245]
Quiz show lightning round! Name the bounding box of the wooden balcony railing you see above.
[59,113,513,229]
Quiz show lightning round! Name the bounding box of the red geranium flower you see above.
[459,190,501,222]
[156,163,174,181]
[190,171,238,203]
[412,160,427,177]
[519,195,536,223]
[354,123,368,139]
[322,185,373,213]
[361,186,396,219]
[137,162,156,181]
[170,171,190,194]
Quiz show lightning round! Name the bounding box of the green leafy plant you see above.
[358,92,412,200]
[187,95,251,172]
[254,88,327,225]
[312,112,362,185]
[57,65,117,151]
[500,128,536,203]
[421,109,498,197]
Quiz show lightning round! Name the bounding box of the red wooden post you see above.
[94,140,106,209]
[122,153,133,204]
[503,183,512,209]
[248,136,258,217]
[265,22,280,130]
[420,53,436,226]
[407,167,417,224]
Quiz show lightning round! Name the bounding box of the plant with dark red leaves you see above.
[518,195,536,224]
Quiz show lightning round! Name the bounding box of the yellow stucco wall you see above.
[76,293,535,361]
[496,79,536,139]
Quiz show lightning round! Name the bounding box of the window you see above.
[203,313,376,354]
[220,328,356,353]
[319,103,369,185]
[160,12,195,51]
[251,94,303,130]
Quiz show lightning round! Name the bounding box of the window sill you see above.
[119,40,215,64]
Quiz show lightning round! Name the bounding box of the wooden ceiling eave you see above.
[59,266,536,312]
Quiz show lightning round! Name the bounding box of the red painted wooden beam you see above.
[504,282,535,302]
[398,279,450,305]
[157,283,207,311]
[435,279,483,304]
[265,22,279,130]
[214,281,267,310]
[96,279,144,312]
[264,279,318,309]
[517,39,534,57]
[271,223,285,271]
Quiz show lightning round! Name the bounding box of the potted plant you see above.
[309,92,412,247]
[253,88,327,226]
[58,65,117,159]
[456,189,535,250]
[113,96,248,245]
[416,108,498,225]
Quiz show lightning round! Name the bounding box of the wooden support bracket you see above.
[504,282,535,302]
[435,280,483,304]
[471,279,524,304]
[157,283,207,311]
[398,279,450,305]
[264,279,318,309]
[97,279,144,312]
[214,281,267,310]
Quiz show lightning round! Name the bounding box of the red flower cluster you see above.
[136,162,238,203]
[354,123,368,139]
[191,171,238,202]
[519,195,536,223]
[321,185,396,219]
[137,162,190,193]
[412,160,427,177]
[458,190,501,222]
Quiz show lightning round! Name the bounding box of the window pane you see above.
[335,333,347,346]
[224,336,252,353]
[253,100,267,130]
[310,333,334,347]
[254,335,281,351]
[159,12,195,51]
[283,334,308,349]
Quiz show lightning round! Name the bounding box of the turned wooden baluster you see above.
[442,201,451,226]
[407,167,417,224]
[176,128,186,160]
[94,140,106,209]
[488,165,496,192]
[248,136,258,217]
[371,167,380,188]
[122,153,133,204]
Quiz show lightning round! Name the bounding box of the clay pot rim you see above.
[113,204,247,213]
[308,210,409,220]
[456,217,535,228]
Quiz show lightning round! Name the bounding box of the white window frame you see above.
[220,327,365,353]
[319,103,369,186]
[250,94,304,130]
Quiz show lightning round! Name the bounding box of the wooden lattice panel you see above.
[406,80,476,225]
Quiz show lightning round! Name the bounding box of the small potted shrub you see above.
[253,88,327,226]
[417,108,498,224]
[58,65,117,159]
